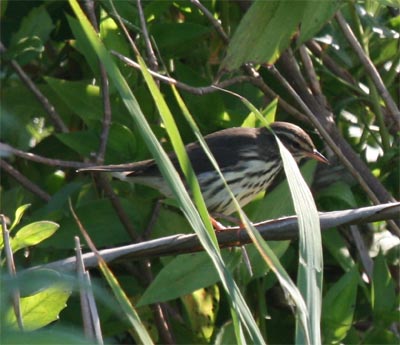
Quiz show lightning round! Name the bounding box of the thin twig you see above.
[190,0,229,43]
[272,52,400,235]
[306,40,356,86]
[349,225,374,281]
[75,236,95,341]
[75,236,104,344]
[82,0,112,164]
[298,45,326,107]
[1,215,24,331]
[93,174,139,242]
[137,0,158,71]
[0,142,88,169]
[335,11,400,126]
[0,159,51,202]
[0,41,68,133]
[112,50,254,94]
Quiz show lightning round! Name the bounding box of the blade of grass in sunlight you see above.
[69,1,263,343]
[69,200,154,345]
[233,90,322,344]
[173,87,311,342]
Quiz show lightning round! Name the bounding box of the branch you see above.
[0,142,88,169]
[0,159,51,202]
[0,41,68,133]
[29,203,400,272]
[335,11,400,127]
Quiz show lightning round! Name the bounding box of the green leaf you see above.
[322,267,359,344]
[222,0,306,70]
[277,140,323,345]
[7,5,53,65]
[3,284,71,331]
[11,221,59,253]
[150,23,210,58]
[297,1,340,45]
[318,181,357,208]
[138,250,241,305]
[322,229,355,272]
[181,285,219,342]
[372,252,397,325]
[241,98,278,129]
[66,14,100,76]
[10,203,31,231]
[68,1,264,342]
[45,78,102,124]
[10,5,53,45]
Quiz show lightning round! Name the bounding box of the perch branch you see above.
[29,203,400,272]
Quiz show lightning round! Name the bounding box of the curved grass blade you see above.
[68,1,263,343]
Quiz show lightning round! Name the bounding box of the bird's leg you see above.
[210,217,227,232]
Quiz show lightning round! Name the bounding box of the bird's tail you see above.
[77,163,138,173]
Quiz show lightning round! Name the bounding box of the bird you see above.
[78,122,328,217]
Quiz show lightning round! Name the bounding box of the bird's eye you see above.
[291,141,301,150]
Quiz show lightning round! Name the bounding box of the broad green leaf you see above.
[318,181,357,208]
[97,259,154,344]
[150,23,210,58]
[7,5,53,65]
[10,5,53,46]
[44,198,136,249]
[10,203,31,231]
[277,140,323,345]
[322,229,355,272]
[181,285,219,342]
[138,250,241,305]
[372,252,397,325]
[11,221,59,253]
[322,267,359,344]
[68,1,264,342]
[66,14,100,76]
[4,284,71,331]
[222,1,306,70]
[297,2,340,45]
[45,78,102,124]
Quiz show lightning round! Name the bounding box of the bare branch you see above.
[137,0,159,71]
[335,11,400,127]
[190,0,229,43]
[82,0,112,164]
[0,41,68,133]
[0,159,51,202]
[0,142,87,169]
[29,203,400,272]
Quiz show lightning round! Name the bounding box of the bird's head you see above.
[270,122,329,164]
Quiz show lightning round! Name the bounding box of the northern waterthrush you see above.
[79,122,328,216]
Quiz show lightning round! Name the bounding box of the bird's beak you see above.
[309,149,329,164]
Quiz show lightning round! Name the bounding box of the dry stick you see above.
[274,52,400,236]
[0,159,51,202]
[29,203,400,271]
[335,11,400,126]
[298,45,327,107]
[137,0,158,72]
[306,40,356,86]
[0,42,68,133]
[190,0,229,43]
[1,215,24,331]
[0,142,87,169]
[82,0,112,164]
[101,5,176,343]
[112,51,309,122]
[75,236,97,342]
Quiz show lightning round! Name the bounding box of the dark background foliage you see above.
[1,0,399,344]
